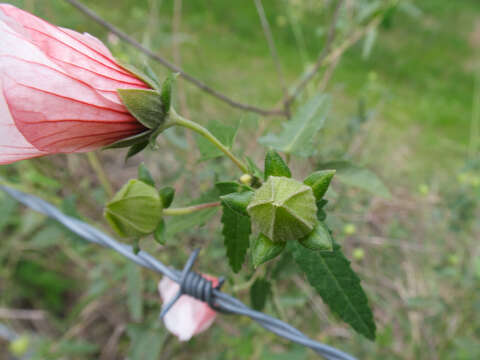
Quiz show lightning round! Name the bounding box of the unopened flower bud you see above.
[247,176,317,243]
[104,179,163,238]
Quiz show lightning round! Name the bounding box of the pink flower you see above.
[0,4,149,164]
[158,275,218,341]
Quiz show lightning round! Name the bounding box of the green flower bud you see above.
[9,336,29,357]
[104,179,163,238]
[247,176,317,243]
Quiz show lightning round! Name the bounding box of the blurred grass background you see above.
[1,0,480,359]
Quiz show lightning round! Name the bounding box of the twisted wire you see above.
[0,185,357,360]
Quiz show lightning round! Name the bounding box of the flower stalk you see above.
[169,108,249,174]
[162,201,220,216]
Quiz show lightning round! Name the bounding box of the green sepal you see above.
[245,156,264,188]
[159,186,175,208]
[104,179,163,238]
[215,181,252,196]
[138,163,155,187]
[153,219,166,245]
[304,169,336,200]
[103,130,152,150]
[126,141,149,161]
[264,149,291,179]
[117,89,165,129]
[161,73,178,115]
[316,199,328,221]
[299,221,333,251]
[117,61,160,90]
[220,191,254,216]
[251,233,285,268]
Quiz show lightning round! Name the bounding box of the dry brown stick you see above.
[64,0,285,117]
[284,0,345,106]
[0,308,46,321]
[254,0,290,117]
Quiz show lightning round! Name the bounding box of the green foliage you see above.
[195,120,239,160]
[126,263,144,321]
[264,149,291,179]
[250,278,272,311]
[117,89,165,129]
[259,94,330,157]
[153,219,166,245]
[291,241,376,340]
[127,324,166,360]
[319,161,391,198]
[221,192,253,272]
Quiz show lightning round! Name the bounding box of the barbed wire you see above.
[1,185,357,360]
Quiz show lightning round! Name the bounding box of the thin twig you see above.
[0,308,46,321]
[64,0,285,117]
[254,0,290,117]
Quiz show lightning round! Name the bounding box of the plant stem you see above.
[163,201,220,216]
[169,108,250,174]
[86,151,114,198]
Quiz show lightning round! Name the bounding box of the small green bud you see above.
[343,223,357,235]
[105,179,163,238]
[240,174,253,186]
[252,233,286,267]
[247,176,317,243]
[353,247,365,261]
[9,336,29,357]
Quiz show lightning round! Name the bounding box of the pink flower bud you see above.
[0,4,149,164]
[158,275,218,341]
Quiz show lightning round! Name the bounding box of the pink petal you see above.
[0,4,148,98]
[0,78,45,164]
[159,276,218,341]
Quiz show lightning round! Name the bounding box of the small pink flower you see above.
[158,275,218,341]
[0,4,149,164]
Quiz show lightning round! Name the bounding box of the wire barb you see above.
[159,249,225,318]
[0,185,357,360]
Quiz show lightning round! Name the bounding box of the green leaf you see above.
[195,120,239,160]
[250,278,272,311]
[251,233,285,267]
[291,241,376,340]
[221,192,253,272]
[159,186,175,208]
[126,263,143,321]
[264,149,291,179]
[319,161,391,198]
[259,94,330,157]
[304,170,336,200]
[299,221,333,251]
[160,73,177,114]
[127,324,166,360]
[138,163,155,187]
[153,219,166,245]
[117,89,165,129]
